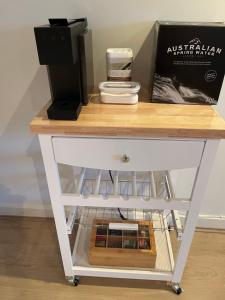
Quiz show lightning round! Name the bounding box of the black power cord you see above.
[117,208,127,220]
[109,170,127,220]
[109,170,114,184]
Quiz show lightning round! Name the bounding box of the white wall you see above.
[0,0,225,225]
[170,80,225,228]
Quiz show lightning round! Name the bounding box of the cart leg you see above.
[172,140,219,284]
[39,134,74,278]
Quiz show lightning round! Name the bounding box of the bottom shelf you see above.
[71,209,174,277]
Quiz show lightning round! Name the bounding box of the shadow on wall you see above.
[92,21,156,99]
[1,22,156,217]
[0,62,51,217]
[26,136,52,217]
[0,185,26,215]
[132,25,156,100]
[25,66,52,217]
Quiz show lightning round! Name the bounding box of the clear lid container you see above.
[106,48,133,58]
[99,81,140,94]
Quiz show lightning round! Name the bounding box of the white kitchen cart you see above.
[30,102,225,295]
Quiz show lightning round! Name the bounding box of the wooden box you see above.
[88,219,157,268]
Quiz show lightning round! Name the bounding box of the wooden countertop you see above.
[30,100,225,139]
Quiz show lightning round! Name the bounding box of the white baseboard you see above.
[1,206,225,229]
[0,205,53,218]
[196,214,225,229]
[180,213,225,229]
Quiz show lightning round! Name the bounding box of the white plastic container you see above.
[99,81,140,104]
[106,48,133,81]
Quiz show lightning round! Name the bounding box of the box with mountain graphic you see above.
[151,21,225,105]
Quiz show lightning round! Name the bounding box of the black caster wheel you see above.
[73,276,80,286]
[67,275,80,286]
[172,284,183,295]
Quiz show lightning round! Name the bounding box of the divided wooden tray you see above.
[89,219,157,268]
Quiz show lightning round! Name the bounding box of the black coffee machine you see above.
[34,18,93,120]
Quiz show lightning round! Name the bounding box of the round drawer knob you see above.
[122,154,130,163]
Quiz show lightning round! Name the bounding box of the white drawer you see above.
[52,137,205,171]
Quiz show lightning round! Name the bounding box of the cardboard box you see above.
[151,21,225,104]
